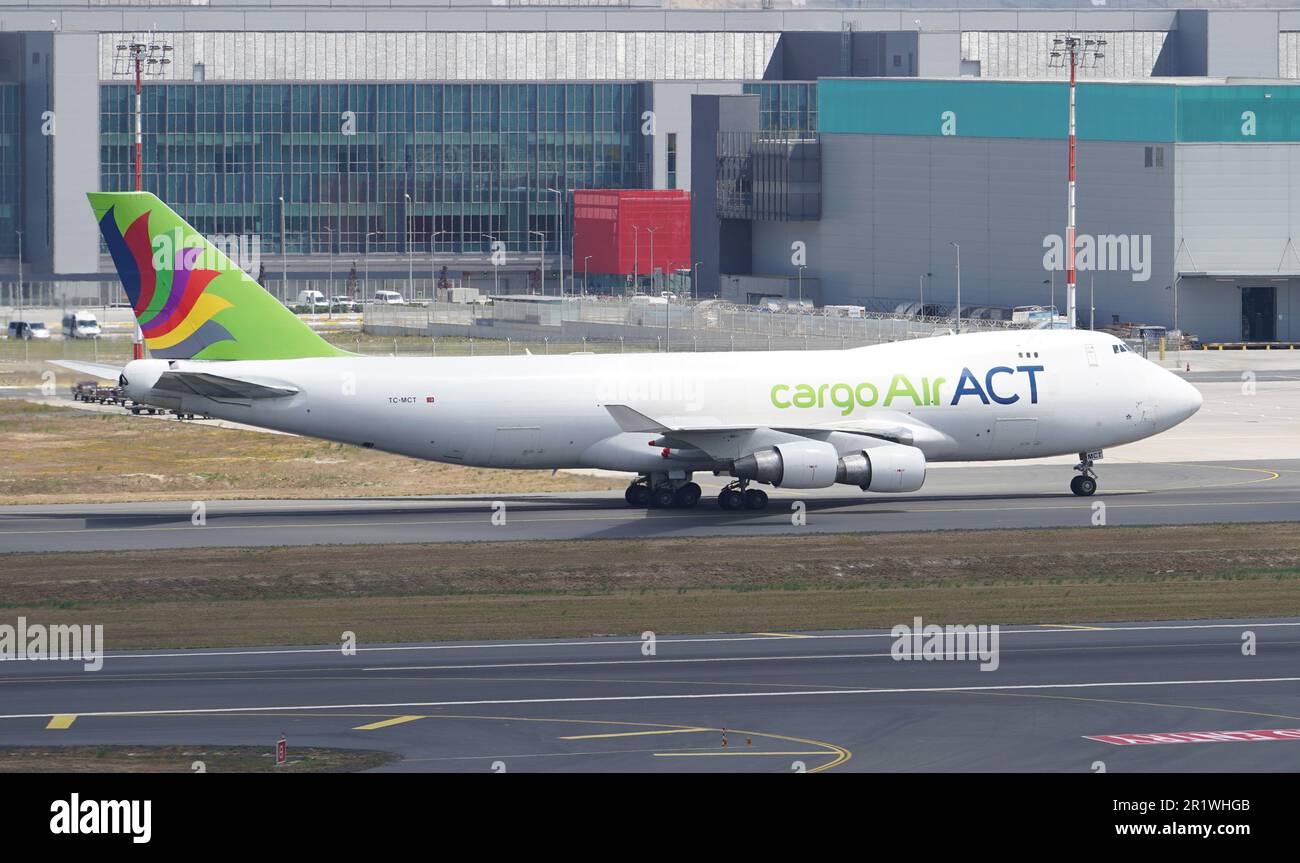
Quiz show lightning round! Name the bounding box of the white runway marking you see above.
[1,621,1292,664]
[1,675,1298,722]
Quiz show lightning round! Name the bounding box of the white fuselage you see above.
[122,329,1202,478]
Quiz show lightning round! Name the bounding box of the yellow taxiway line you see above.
[352,715,425,731]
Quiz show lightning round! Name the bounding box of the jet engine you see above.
[732,440,840,488]
[834,444,927,493]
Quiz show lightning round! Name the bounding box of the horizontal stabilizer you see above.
[151,371,299,401]
[604,404,669,433]
[48,360,124,381]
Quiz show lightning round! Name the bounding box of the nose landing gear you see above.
[1070,452,1098,496]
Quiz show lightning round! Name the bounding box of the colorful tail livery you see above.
[88,192,349,361]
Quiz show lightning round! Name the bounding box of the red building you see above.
[573,190,691,283]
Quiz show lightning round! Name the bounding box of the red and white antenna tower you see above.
[1050,34,1105,329]
[113,32,172,192]
[113,32,171,359]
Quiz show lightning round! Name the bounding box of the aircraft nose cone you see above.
[1169,372,1203,423]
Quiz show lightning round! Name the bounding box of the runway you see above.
[1,619,1298,772]
[0,458,1293,553]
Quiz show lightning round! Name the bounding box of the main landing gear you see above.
[718,480,768,511]
[1070,452,1098,497]
[624,475,702,509]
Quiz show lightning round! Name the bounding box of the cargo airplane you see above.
[56,192,1202,511]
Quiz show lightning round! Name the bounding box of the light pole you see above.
[1050,34,1105,328]
[364,231,382,297]
[950,242,962,335]
[279,195,287,304]
[646,226,658,295]
[482,234,499,294]
[632,224,640,295]
[404,193,414,301]
[920,271,931,315]
[546,187,564,295]
[323,226,334,296]
[693,260,702,301]
[583,255,592,296]
[15,230,22,321]
[569,232,577,299]
[798,265,806,306]
[430,230,447,299]
[529,230,546,295]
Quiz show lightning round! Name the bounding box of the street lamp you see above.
[950,242,962,335]
[482,233,500,294]
[404,193,414,301]
[546,187,564,295]
[631,224,640,295]
[645,226,658,295]
[278,195,287,304]
[529,230,546,295]
[583,255,592,296]
[693,260,702,301]
[430,230,447,300]
[568,231,577,299]
[364,230,382,297]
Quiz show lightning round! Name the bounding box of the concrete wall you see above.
[20,32,53,273]
[650,81,744,191]
[1175,144,1300,277]
[51,33,100,275]
[750,132,1178,333]
[1205,10,1280,78]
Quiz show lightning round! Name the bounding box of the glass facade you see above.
[716,131,821,222]
[0,84,19,256]
[100,81,652,256]
[744,82,818,134]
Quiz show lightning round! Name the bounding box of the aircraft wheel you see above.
[674,482,702,509]
[1070,475,1097,497]
[743,488,769,510]
[718,489,744,511]
[625,483,650,507]
[651,485,678,508]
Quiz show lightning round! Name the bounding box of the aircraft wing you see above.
[48,359,124,381]
[603,404,944,460]
[151,371,300,401]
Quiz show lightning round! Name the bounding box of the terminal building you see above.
[1,1,1300,340]
[702,77,1300,343]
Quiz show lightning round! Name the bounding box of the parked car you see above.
[371,290,406,304]
[62,311,102,339]
[7,321,50,340]
[329,295,362,313]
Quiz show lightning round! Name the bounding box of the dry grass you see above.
[0,398,620,504]
[4,524,1299,648]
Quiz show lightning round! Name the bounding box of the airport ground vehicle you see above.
[329,296,362,313]
[7,321,50,340]
[62,311,102,338]
[371,290,405,304]
[66,191,1204,511]
[294,290,329,313]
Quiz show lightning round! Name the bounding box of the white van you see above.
[372,290,406,305]
[62,311,102,339]
[295,290,328,312]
